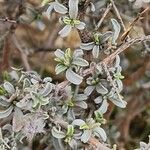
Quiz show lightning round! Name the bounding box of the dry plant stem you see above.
[12,34,31,71]
[95,3,112,30]
[110,0,126,32]
[0,33,11,70]
[102,35,150,65]
[0,18,17,24]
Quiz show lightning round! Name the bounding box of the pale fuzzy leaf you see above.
[72,119,85,126]
[116,79,123,92]
[76,101,87,109]
[66,69,83,85]
[12,107,24,132]
[94,96,103,104]
[92,45,100,58]
[3,82,15,94]
[90,2,95,12]
[54,2,68,14]
[43,77,52,83]
[51,127,66,139]
[75,94,87,101]
[93,127,107,142]
[109,94,127,108]
[54,49,65,58]
[84,86,95,96]
[62,104,68,114]
[69,139,77,150]
[73,49,84,58]
[0,97,10,107]
[111,19,121,44]
[67,108,75,121]
[96,83,108,95]
[59,25,72,37]
[80,42,94,50]
[114,55,120,67]
[73,58,89,67]
[75,22,86,30]
[101,31,113,43]
[40,82,53,97]
[97,99,109,114]
[0,105,13,119]
[69,0,79,19]
[81,130,92,143]
[55,64,67,74]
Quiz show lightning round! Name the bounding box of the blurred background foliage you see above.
[0,0,150,149]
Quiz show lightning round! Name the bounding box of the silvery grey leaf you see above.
[66,69,83,85]
[84,86,95,96]
[9,71,19,81]
[92,45,100,58]
[72,119,85,126]
[0,97,10,107]
[93,127,107,142]
[54,49,65,58]
[80,42,94,50]
[54,2,68,14]
[55,64,67,74]
[109,94,127,108]
[3,82,15,94]
[23,78,31,89]
[96,83,108,95]
[75,94,87,101]
[0,105,13,119]
[45,4,53,18]
[69,0,79,19]
[12,107,24,132]
[76,101,87,109]
[69,139,77,150]
[94,96,103,104]
[116,79,123,92]
[62,104,68,114]
[140,142,147,149]
[97,99,109,114]
[16,95,32,110]
[73,49,84,58]
[75,22,86,30]
[40,82,53,97]
[101,31,113,43]
[114,55,120,67]
[73,58,89,67]
[52,137,65,150]
[51,127,66,139]
[59,25,72,37]
[111,19,121,44]
[67,108,75,121]
[81,130,92,143]
[90,2,96,12]
[43,77,52,83]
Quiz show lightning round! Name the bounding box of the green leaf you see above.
[66,69,83,85]
[55,64,67,74]
[66,125,74,137]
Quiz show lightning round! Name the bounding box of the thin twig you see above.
[110,0,126,32]
[95,3,112,30]
[12,34,31,71]
[0,18,17,24]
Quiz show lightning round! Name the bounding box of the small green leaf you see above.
[66,125,74,137]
